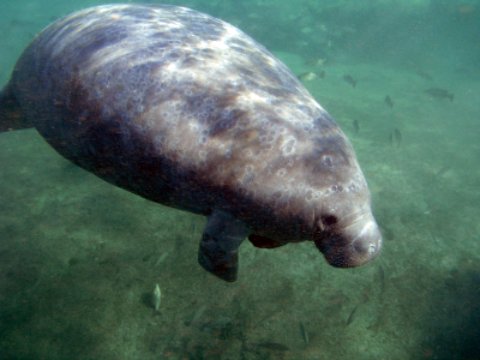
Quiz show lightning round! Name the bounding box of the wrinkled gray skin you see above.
[0,4,382,281]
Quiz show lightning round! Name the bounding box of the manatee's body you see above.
[0,4,382,281]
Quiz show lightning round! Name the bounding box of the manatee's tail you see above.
[0,84,31,133]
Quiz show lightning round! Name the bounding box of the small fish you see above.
[254,342,290,352]
[299,321,309,345]
[352,119,360,134]
[154,252,169,266]
[457,4,475,15]
[424,88,454,101]
[184,304,207,326]
[378,265,385,294]
[343,74,357,88]
[298,71,318,82]
[346,304,360,326]
[415,70,433,81]
[318,70,326,79]
[305,57,327,67]
[435,165,451,177]
[394,128,402,144]
[389,128,402,147]
[153,283,162,312]
[384,95,394,108]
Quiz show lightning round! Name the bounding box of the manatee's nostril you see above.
[322,214,338,227]
[352,222,381,260]
[316,216,382,268]
[353,238,369,255]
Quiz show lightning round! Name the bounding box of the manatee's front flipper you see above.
[248,234,287,249]
[198,209,250,282]
[0,85,30,133]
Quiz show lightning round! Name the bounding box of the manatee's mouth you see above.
[314,215,382,267]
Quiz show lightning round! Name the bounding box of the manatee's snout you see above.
[314,213,382,268]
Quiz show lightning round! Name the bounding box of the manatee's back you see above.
[1,4,322,217]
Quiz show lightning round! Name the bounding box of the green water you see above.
[0,1,479,359]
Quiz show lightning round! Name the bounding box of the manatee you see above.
[0,4,382,281]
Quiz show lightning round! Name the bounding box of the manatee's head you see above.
[306,124,382,267]
[313,205,382,267]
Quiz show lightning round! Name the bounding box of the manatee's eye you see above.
[322,214,338,227]
[321,154,333,167]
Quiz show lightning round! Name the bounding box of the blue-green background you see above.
[0,1,479,359]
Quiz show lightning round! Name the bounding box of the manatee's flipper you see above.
[248,234,287,249]
[198,209,250,282]
[0,85,30,133]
